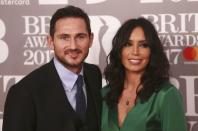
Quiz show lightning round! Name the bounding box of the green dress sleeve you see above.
[159,86,187,131]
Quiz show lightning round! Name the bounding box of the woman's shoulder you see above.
[156,81,183,102]
[159,81,179,94]
[101,85,110,98]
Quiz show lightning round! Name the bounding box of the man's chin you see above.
[64,61,83,68]
[65,63,83,73]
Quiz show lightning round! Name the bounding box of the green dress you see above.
[101,82,187,131]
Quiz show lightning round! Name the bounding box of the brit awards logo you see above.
[142,13,198,65]
[22,15,120,67]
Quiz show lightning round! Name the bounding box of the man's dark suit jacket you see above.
[3,60,102,131]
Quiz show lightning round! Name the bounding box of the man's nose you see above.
[69,38,77,49]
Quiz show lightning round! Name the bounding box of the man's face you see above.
[48,17,93,73]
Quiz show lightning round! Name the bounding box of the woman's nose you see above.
[131,45,139,55]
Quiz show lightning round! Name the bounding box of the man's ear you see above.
[89,33,94,48]
[47,35,54,50]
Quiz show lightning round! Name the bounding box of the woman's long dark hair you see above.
[104,17,170,108]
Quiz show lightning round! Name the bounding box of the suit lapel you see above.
[83,63,101,122]
[45,60,78,118]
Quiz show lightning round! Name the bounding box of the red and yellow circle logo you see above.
[183,47,198,61]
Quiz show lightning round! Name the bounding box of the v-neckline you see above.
[109,98,140,130]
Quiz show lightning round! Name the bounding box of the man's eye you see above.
[60,36,69,40]
[77,35,87,39]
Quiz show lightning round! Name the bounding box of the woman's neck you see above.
[124,71,142,91]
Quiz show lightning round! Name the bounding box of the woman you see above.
[101,18,187,131]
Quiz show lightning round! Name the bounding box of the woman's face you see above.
[121,26,151,74]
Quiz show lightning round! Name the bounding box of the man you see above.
[3,5,102,131]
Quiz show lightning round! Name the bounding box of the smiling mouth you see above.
[64,50,80,58]
[129,59,141,64]
[70,52,78,57]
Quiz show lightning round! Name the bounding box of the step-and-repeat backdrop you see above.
[0,0,198,131]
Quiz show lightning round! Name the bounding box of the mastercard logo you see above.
[183,47,198,61]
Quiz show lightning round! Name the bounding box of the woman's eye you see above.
[140,43,150,48]
[124,41,132,47]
